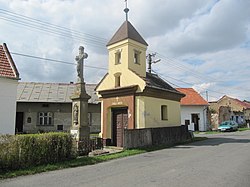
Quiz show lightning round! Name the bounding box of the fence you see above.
[124,125,192,149]
[77,137,103,156]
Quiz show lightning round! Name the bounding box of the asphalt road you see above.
[1,131,250,187]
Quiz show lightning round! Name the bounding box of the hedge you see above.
[0,132,76,172]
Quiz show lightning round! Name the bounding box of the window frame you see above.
[38,112,53,126]
[115,50,122,65]
[114,73,121,88]
[133,50,141,64]
[161,105,168,120]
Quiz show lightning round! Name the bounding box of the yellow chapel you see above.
[96,19,184,147]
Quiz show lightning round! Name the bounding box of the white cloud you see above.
[0,0,250,101]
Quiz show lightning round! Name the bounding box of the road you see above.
[1,131,250,187]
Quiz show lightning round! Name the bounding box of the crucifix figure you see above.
[75,46,88,83]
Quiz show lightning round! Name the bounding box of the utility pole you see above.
[147,53,160,73]
[205,90,210,131]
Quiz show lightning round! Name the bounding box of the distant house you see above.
[16,82,101,134]
[176,88,208,131]
[0,43,20,135]
[96,20,184,147]
[209,95,250,129]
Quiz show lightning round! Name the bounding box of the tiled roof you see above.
[176,88,208,106]
[217,95,250,109]
[17,82,99,104]
[107,21,148,46]
[0,43,19,79]
[145,72,183,95]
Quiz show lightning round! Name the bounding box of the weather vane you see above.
[124,0,129,21]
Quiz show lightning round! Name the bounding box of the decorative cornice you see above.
[98,85,138,98]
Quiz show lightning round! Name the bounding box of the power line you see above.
[0,9,108,49]
[148,50,221,84]
[10,51,108,71]
[0,8,108,43]
[151,69,248,99]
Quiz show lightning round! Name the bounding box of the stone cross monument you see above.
[71,46,90,142]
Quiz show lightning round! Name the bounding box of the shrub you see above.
[0,132,75,172]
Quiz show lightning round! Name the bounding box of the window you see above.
[27,117,31,123]
[161,105,168,120]
[115,51,121,64]
[38,112,53,125]
[114,73,121,88]
[134,50,141,64]
[42,104,49,107]
[57,125,63,131]
[185,120,190,125]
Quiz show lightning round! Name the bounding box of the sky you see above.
[0,0,250,102]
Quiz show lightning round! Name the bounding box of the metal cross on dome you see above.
[124,0,129,21]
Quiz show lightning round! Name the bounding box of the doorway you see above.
[191,114,199,131]
[15,112,24,133]
[112,108,128,147]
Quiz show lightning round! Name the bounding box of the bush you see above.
[0,132,75,172]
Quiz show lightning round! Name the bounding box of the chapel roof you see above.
[145,72,184,95]
[107,21,148,46]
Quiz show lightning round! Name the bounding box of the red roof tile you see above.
[218,95,250,109]
[0,43,19,79]
[176,88,208,105]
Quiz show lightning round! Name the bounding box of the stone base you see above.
[70,125,90,141]
[103,138,112,146]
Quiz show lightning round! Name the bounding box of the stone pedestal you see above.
[70,82,90,142]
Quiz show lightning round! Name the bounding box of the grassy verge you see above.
[238,127,250,132]
[0,137,206,180]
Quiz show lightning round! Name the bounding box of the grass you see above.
[238,127,250,131]
[0,137,206,180]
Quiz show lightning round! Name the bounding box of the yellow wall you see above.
[96,39,147,94]
[135,96,181,128]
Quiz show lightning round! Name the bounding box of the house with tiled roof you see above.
[96,19,185,147]
[209,95,250,129]
[176,88,208,131]
[0,43,20,134]
[16,82,101,134]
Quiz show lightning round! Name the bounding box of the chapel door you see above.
[112,108,128,147]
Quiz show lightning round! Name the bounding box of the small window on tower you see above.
[115,50,122,64]
[114,73,121,88]
[134,50,141,64]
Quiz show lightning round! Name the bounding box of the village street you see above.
[1,131,250,187]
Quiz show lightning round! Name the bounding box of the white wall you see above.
[180,105,207,131]
[0,78,18,135]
